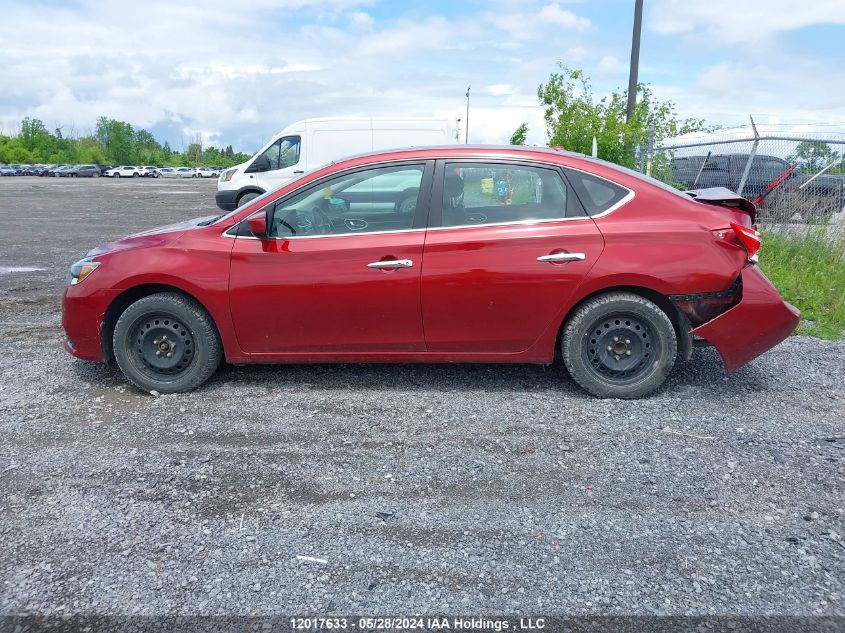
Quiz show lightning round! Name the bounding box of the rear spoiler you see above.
[683,187,756,222]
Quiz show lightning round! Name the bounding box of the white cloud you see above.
[485,2,591,40]
[357,16,467,56]
[1,0,843,154]
[538,3,591,29]
[596,55,623,74]
[650,58,845,127]
[348,11,374,29]
[648,0,845,43]
[487,84,515,97]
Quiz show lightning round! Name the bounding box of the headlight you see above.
[67,256,100,286]
[220,168,236,182]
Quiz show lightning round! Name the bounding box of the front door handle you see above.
[537,252,586,263]
[367,259,414,269]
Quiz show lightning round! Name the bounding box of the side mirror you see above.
[246,154,270,173]
[247,212,268,238]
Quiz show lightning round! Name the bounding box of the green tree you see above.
[95,117,135,164]
[0,115,251,168]
[77,136,107,163]
[132,128,162,163]
[789,140,838,172]
[509,123,528,146]
[537,64,709,167]
[0,137,38,163]
[19,118,54,158]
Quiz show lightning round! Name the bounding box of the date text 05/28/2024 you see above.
[289,616,546,631]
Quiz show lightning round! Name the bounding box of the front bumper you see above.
[214,188,240,211]
[62,286,121,362]
[692,265,800,373]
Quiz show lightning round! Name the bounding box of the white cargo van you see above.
[215,117,452,211]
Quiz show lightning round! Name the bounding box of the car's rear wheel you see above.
[113,292,222,394]
[561,292,677,399]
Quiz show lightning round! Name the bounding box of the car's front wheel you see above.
[237,191,261,207]
[113,292,222,394]
[561,292,677,399]
[395,188,419,215]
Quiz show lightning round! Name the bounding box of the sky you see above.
[2,0,845,154]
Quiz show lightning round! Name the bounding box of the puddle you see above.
[0,267,46,274]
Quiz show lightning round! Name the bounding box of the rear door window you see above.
[439,162,581,227]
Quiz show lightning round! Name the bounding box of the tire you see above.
[237,191,261,206]
[133,172,139,178]
[113,173,120,178]
[561,292,677,399]
[93,172,100,178]
[113,292,222,394]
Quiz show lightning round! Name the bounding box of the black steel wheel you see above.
[132,313,196,378]
[581,313,660,385]
[562,292,677,398]
[113,292,221,394]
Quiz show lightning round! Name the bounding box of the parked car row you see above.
[0,164,224,178]
[154,167,222,179]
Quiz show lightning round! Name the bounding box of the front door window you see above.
[268,164,425,237]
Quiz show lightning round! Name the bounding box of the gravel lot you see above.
[0,177,843,618]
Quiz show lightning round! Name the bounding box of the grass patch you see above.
[759,228,845,339]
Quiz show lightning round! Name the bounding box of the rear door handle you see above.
[537,252,586,263]
[367,259,413,269]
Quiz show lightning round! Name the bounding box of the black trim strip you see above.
[668,277,741,302]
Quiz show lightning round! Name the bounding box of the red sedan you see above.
[62,146,799,398]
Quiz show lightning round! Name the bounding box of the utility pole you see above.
[626,0,644,122]
[465,85,471,144]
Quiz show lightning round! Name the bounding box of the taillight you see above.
[730,222,761,260]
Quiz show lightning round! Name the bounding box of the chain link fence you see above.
[627,125,845,225]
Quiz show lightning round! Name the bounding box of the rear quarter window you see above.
[563,168,631,215]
